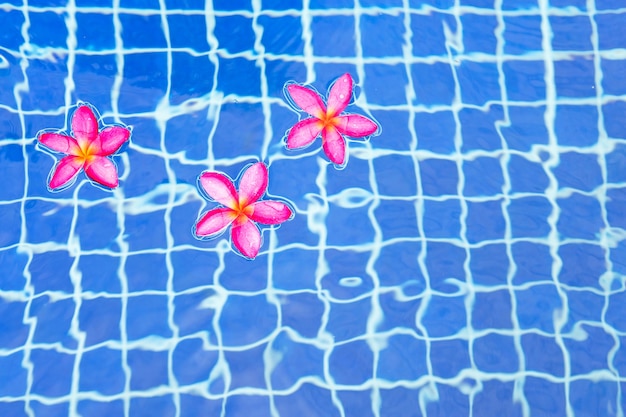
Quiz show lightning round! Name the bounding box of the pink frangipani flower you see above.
[285,73,379,167]
[194,162,294,259]
[37,104,131,191]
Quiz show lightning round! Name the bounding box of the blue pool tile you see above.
[605,102,626,139]
[338,391,375,417]
[522,333,565,376]
[226,344,267,389]
[411,63,456,106]
[170,53,216,106]
[173,338,218,385]
[21,59,68,111]
[227,396,272,417]
[554,151,602,191]
[0,110,22,144]
[596,13,626,50]
[431,339,470,379]
[461,0,494,6]
[310,0,353,7]
[550,16,592,50]
[329,340,373,385]
[474,381,523,417]
[76,12,115,50]
[120,0,159,7]
[366,110,411,151]
[607,288,626,332]
[570,380,618,416]
[472,290,513,330]
[516,284,562,332]
[259,15,303,55]
[122,151,167,197]
[0,249,28,291]
[378,334,427,381]
[555,104,599,146]
[130,396,176,417]
[76,205,119,251]
[323,250,373,299]
[327,205,375,246]
[559,244,606,289]
[173,289,217,337]
[374,154,418,196]
[126,254,168,292]
[79,297,121,346]
[275,384,340,417]
[271,333,324,390]
[423,199,462,240]
[212,103,264,158]
[458,62,501,106]
[281,293,324,338]
[381,388,423,417]
[420,158,458,196]
[0,203,20,247]
[0,10,24,50]
[410,13,454,57]
[556,193,603,239]
[614,337,626,375]
[129,349,169,390]
[217,57,262,97]
[415,110,457,154]
[461,13,498,54]
[595,0,624,9]
[219,294,277,346]
[326,298,370,342]
[179,395,222,416]
[364,64,408,106]
[0,352,26,396]
[28,12,67,48]
[127,295,172,340]
[609,242,626,279]
[460,106,504,152]
[166,107,215,156]
[72,55,117,108]
[503,15,542,54]
[463,157,504,196]
[607,144,626,184]
[167,14,210,50]
[555,58,595,98]
[31,349,74,397]
[471,244,510,285]
[420,295,467,337]
[272,249,319,291]
[524,377,566,416]
[78,255,121,293]
[375,242,424,288]
[119,14,167,48]
[119,53,168,113]
[30,251,73,293]
[503,60,547,101]
[31,297,76,348]
[466,200,506,243]
[266,61,307,97]
[214,15,255,54]
[78,400,125,417]
[261,0,302,9]
[566,325,614,375]
[124,211,168,251]
[375,200,420,240]
[171,250,220,291]
[426,241,466,292]
[361,14,405,58]
[502,106,549,151]
[508,196,552,238]
[551,0,586,8]
[79,347,125,395]
[212,0,251,10]
[165,0,206,8]
[474,333,519,373]
[508,154,549,193]
[31,402,69,417]
[311,15,355,57]
[378,292,422,333]
[426,384,470,416]
[564,290,604,332]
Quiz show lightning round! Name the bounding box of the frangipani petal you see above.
[287,118,323,149]
[249,200,293,225]
[92,126,131,156]
[238,162,268,207]
[231,218,262,259]
[326,73,353,118]
[322,126,346,165]
[38,133,81,155]
[195,207,237,237]
[334,114,379,138]
[199,172,238,209]
[71,105,99,148]
[85,156,119,188]
[49,155,83,190]
[287,84,326,119]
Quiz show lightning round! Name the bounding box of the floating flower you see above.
[37,104,131,191]
[284,73,379,167]
[194,162,294,259]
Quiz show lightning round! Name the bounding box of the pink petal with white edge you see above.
[287,118,323,149]
[238,162,268,207]
[249,200,293,225]
[84,156,119,188]
[231,218,262,259]
[71,106,99,149]
[49,155,83,190]
[199,172,239,209]
[287,84,326,119]
[322,126,347,165]
[195,207,237,237]
[92,126,130,156]
[326,73,353,118]
[38,133,81,155]
[334,114,379,138]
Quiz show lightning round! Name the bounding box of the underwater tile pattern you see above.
[0,0,625,416]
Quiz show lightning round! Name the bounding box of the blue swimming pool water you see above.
[1,0,626,416]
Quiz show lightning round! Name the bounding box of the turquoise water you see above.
[1,0,626,416]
